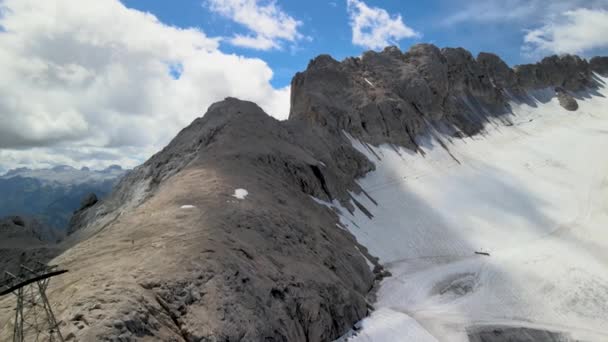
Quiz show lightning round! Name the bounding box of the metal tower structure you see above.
[0,262,68,342]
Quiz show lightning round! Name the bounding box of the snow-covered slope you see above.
[327,75,608,341]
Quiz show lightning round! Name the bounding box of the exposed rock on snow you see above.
[555,87,579,111]
[467,326,572,342]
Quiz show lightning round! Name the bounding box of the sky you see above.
[1,0,607,173]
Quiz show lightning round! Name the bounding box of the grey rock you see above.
[515,54,592,91]
[556,87,579,111]
[477,52,518,90]
[467,325,573,342]
[79,193,98,211]
[590,56,608,76]
[11,215,25,227]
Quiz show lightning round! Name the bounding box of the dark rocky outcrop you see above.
[555,87,579,111]
[467,325,573,342]
[79,193,98,210]
[25,45,607,342]
[590,56,608,76]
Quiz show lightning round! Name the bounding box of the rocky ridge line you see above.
[37,44,608,342]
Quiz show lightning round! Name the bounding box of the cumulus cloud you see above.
[346,0,419,50]
[206,0,303,50]
[523,8,608,56]
[0,0,290,171]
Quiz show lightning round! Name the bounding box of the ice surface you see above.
[233,188,248,199]
[332,76,608,341]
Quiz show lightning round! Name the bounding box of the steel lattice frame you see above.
[0,263,67,342]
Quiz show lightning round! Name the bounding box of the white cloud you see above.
[346,0,419,51]
[443,0,607,25]
[229,34,277,50]
[0,0,290,171]
[206,0,303,50]
[523,8,608,56]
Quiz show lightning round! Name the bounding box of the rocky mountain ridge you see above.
[290,44,606,148]
[2,44,607,342]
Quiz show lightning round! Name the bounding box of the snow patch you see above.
[180,205,196,209]
[232,188,248,199]
[364,78,374,87]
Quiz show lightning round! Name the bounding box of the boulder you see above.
[79,193,98,211]
[556,88,579,111]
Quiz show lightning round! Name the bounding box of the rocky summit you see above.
[1,44,607,341]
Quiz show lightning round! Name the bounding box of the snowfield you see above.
[331,76,608,341]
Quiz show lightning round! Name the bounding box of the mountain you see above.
[0,165,127,230]
[1,45,608,341]
[0,216,61,275]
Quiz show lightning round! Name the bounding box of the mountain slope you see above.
[0,216,60,275]
[8,99,379,341]
[1,44,607,341]
[0,166,126,230]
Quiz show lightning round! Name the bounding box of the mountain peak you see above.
[290,46,607,149]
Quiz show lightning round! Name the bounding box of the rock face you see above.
[291,45,605,146]
[2,45,606,342]
[590,56,608,76]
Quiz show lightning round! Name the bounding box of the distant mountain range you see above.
[0,165,127,230]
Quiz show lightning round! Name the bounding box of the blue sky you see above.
[123,0,608,88]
